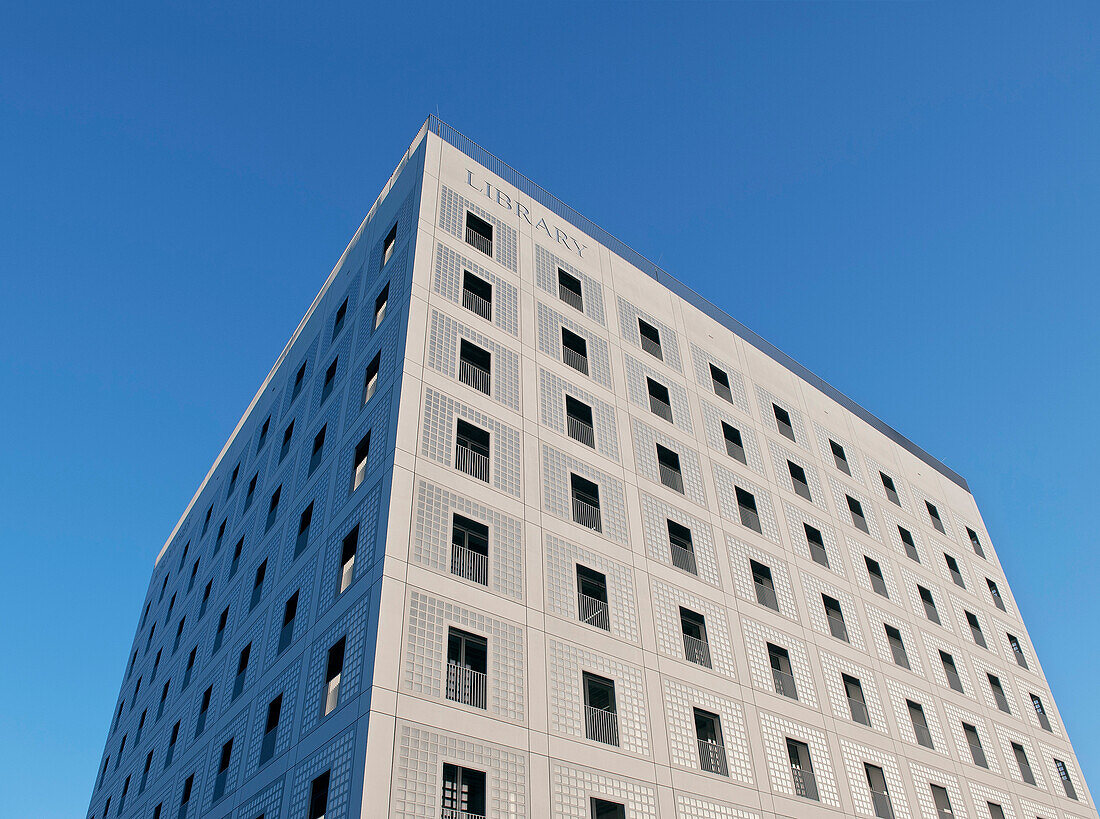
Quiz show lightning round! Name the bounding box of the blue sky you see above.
[2,3,1099,816]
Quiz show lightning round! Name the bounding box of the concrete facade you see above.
[87,117,1096,819]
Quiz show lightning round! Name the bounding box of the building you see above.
[87,116,1096,819]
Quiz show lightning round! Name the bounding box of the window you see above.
[212,606,229,654]
[965,611,987,648]
[212,739,232,801]
[178,774,194,819]
[987,803,1006,819]
[583,672,619,745]
[930,785,955,819]
[307,771,330,819]
[576,565,610,630]
[721,421,746,463]
[786,738,818,800]
[918,585,940,624]
[694,708,728,775]
[198,582,211,620]
[322,637,345,717]
[351,431,372,490]
[751,559,778,610]
[638,317,663,360]
[173,617,185,653]
[243,473,257,512]
[457,339,491,395]
[451,514,489,585]
[988,674,1011,713]
[309,426,326,475]
[560,326,588,374]
[768,643,797,699]
[656,444,684,493]
[735,486,761,533]
[226,463,239,498]
[157,680,170,720]
[709,364,734,403]
[908,700,934,748]
[646,377,673,422]
[898,525,919,561]
[804,523,829,568]
[865,763,895,819]
[847,495,869,533]
[195,687,211,737]
[291,363,306,402]
[381,222,397,267]
[680,607,711,668]
[294,504,313,558]
[362,352,380,405]
[442,765,486,819]
[939,650,964,692]
[944,553,965,588]
[1008,633,1028,668]
[666,519,696,575]
[1031,693,1052,731]
[256,416,270,452]
[164,721,179,768]
[590,799,626,819]
[1055,758,1078,799]
[865,556,889,597]
[963,722,988,767]
[461,270,492,320]
[183,647,196,689]
[229,537,243,578]
[373,283,389,329]
[259,694,282,765]
[565,395,595,448]
[454,421,489,482]
[464,210,493,256]
[446,628,488,709]
[570,473,602,532]
[788,460,811,501]
[188,557,200,592]
[320,357,338,404]
[843,674,870,726]
[926,500,945,533]
[119,775,131,813]
[987,578,1006,611]
[265,486,281,532]
[967,526,986,558]
[201,506,212,536]
[830,439,851,474]
[885,624,910,669]
[331,297,347,340]
[822,595,849,642]
[278,591,298,654]
[880,472,901,505]
[773,403,795,441]
[558,267,583,311]
[139,749,153,793]
[249,561,266,611]
[1012,742,1036,785]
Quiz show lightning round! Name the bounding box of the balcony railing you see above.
[670,542,697,575]
[563,346,589,375]
[259,729,276,765]
[323,673,340,717]
[451,543,488,586]
[567,416,595,448]
[1019,762,1036,786]
[649,396,673,422]
[659,463,684,493]
[640,335,663,360]
[826,613,849,642]
[969,742,988,768]
[339,556,355,595]
[697,739,728,776]
[462,288,492,321]
[754,581,779,611]
[1034,707,1052,732]
[578,592,610,631]
[572,496,602,532]
[458,360,491,395]
[445,663,487,709]
[465,226,492,256]
[441,809,486,819]
[683,634,712,668]
[585,706,620,746]
[913,722,934,748]
[791,766,819,800]
[455,445,489,482]
[559,282,583,312]
[848,697,870,726]
[738,506,761,533]
[772,668,798,699]
[871,789,895,819]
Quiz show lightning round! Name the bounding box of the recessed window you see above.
[721,422,746,463]
[249,560,267,610]
[885,624,910,669]
[557,267,583,312]
[907,700,934,748]
[988,673,1011,713]
[944,553,965,588]
[278,591,298,654]
[962,722,988,768]
[751,560,778,610]
[940,650,964,692]
[226,463,239,498]
[183,646,196,689]
[804,524,829,568]
[195,687,212,737]
[265,485,281,532]
[338,526,358,595]
[679,606,711,668]
[165,722,179,768]
[442,764,487,818]
[709,364,733,403]
[1031,693,1052,731]
[243,473,257,512]
[259,694,282,765]
[291,363,306,402]
[926,500,945,533]
[735,486,761,533]
[331,297,348,341]
[565,396,595,448]
[257,416,270,452]
[772,403,795,441]
[373,283,389,329]
[583,672,619,745]
[229,537,243,578]
[822,595,848,642]
[918,585,940,624]
[667,519,697,575]
[830,439,851,475]
[637,318,663,360]
[847,495,869,533]
[1011,741,1036,785]
[309,426,326,475]
[232,643,250,699]
[1055,758,1078,799]
[788,460,811,501]
[865,763,895,819]
[880,472,900,505]
[464,211,493,256]
[930,785,954,819]
[1008,633,1028,668]
[308,771,330,819]
[987,578,1006,611]
[201,506,212,537]
[294,504,313,558]
[768,643,797,699]
[965,610,987,648]
[446,627,488,709]
[279,420,294,462]
[576,564,610,630]
[966,526,986,558]
[381,222,397,268]
[454,420,489,482]
[351,431,372,491]
[843,674,870,726]
[590,798,626,819]
[322,637,345,717]
[211,737,233,800]
[694,707,728,775]
[363,352,380,405]
[179,775,194,816]
[988,802,1007,819]
[786,738,818,800]
[198,582,211,620]
[898,525,919,562]
[864,556,889,598]
[656,444,684,493]
[646,377,673,422]
[570,473,602,532]
[561,327,588,375]
[213,606,229,654]
[451,514,489,586]
[458,339,491,395]
[461,270,492,320]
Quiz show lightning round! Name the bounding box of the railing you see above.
[640,335,663,360]
[465,226,493,256]
[683,634,712,668]
[697,739,728,776]
[968,742,988,768]
[659,462,684,493]
[725,439,745,461]
[562,346,589,375]
[353,458,369,492]
[458,360,491,395]
[670,542,697,575]
[451,543,489,586]
[1019,761,1036,786]
[826,613,849,642]
[374,301,387,328]
[585,706,620,746]
[323,673,340,717]
[1061,774,1078,800]
[848,697,871,726]
[446,663,487,709]
[455,445,490,482]
[890,645,911,670]
[970,628,987,649]
[945,670,963,692]
[913,722,934,748]
[713,382,734,403]
[559,283,583,312]
[809,544,830,568]
[567,416,595,448]
[578,592,610,631]
[462,288,492,320]
[772,669,798,699]
[649,396,673,422]
[754,581,779,611]
[259,728,276,764]
[572,496,602,532]
[993,693,1011,713]
[339,556,355,595]
[791,766,819,800]
[232,670,246,699]
[1034,706,1052,732]
[441,809,486,819]
[739,507,761,533]
[871,789,895,819]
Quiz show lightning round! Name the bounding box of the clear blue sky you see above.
[2,3,1098,817]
